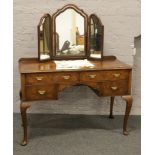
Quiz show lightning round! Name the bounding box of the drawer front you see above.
[80,70,129,82]
[80,71,103,82]
[25,85,57,101]
[53,72,79,83]
[26,73,52,85]
[102,70,129,81]
[100,80,129,96]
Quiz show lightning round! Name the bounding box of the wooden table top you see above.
[19,57,132,73]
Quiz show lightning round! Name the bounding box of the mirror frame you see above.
[37,5,105,61]
[37,13,52,61]
[51,4,89,60]
[88,14,104,60]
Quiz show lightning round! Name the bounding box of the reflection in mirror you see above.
[55,9,85,56]
[89,14,103,59]
[38,15,51,60]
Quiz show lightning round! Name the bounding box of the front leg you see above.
[122,95,133,135]
[109,96,115,119]
[20,102,31,146]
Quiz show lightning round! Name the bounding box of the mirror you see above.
[38,14,52,61]
[53,6,87,58]
[55,9,85,56]
[89,14,103,59]
[37,5,104,61]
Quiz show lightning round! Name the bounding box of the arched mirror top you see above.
[90,14,103,26]
[38,14,51,26]
[51,4,88,19]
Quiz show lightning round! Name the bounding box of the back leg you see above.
[109,96,115,119]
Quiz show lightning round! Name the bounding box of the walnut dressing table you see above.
[19,57,132,146]
[19,4,133,146]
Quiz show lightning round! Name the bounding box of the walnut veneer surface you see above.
[19,58,133,146]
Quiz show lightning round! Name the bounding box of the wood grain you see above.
[19,57,131,73]
[19,57,133,145]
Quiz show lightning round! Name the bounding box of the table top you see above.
[19,57,132,73]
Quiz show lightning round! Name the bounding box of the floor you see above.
[14,114,141,155]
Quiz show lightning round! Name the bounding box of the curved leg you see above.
[20,102,31,146]
[122,95,133,135]
[109,96,115,119]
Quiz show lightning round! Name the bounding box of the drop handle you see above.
[88,74,96,78]
[62,75,70,80]
[38,90,46,95]
[113,73,120,77]
[111,87,118,90]
[36,76,44,81]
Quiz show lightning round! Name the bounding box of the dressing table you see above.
[19,4,133,146]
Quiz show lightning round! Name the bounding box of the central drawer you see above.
[52,72,79,83]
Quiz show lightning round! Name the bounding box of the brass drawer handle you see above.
[113,73,120,77]
[111,87,118,90]
[36,76,44,81]
[38,90,46,95]
[88,74,96,78]
[62,75,70,80]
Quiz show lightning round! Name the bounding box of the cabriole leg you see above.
[109,96,115,119]
[20,102,31,146]
[122,95,133,135]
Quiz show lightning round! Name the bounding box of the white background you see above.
[0,0,154,155]
[0,1,13,155]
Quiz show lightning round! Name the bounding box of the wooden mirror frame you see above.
[37,4,105,61]
[37,13,52,61]
[51,4,89,60]
[88,14,104,60]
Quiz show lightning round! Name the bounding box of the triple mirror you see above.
[38,4,104,61]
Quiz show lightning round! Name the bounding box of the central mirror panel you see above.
[55,9,85,56]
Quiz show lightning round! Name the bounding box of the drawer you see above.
[80,70,130,82]
[25,85,57,101]
[80,71,103,82]
[26,73,52,85]
[102,70,130,81]
[53,72,79,83]
[100,80,129,96]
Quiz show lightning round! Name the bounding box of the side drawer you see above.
[100,80,129,96]
[102,70,130,81]
[25,85,57,101]
[80,70,130,82]
[25,73,52,85]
